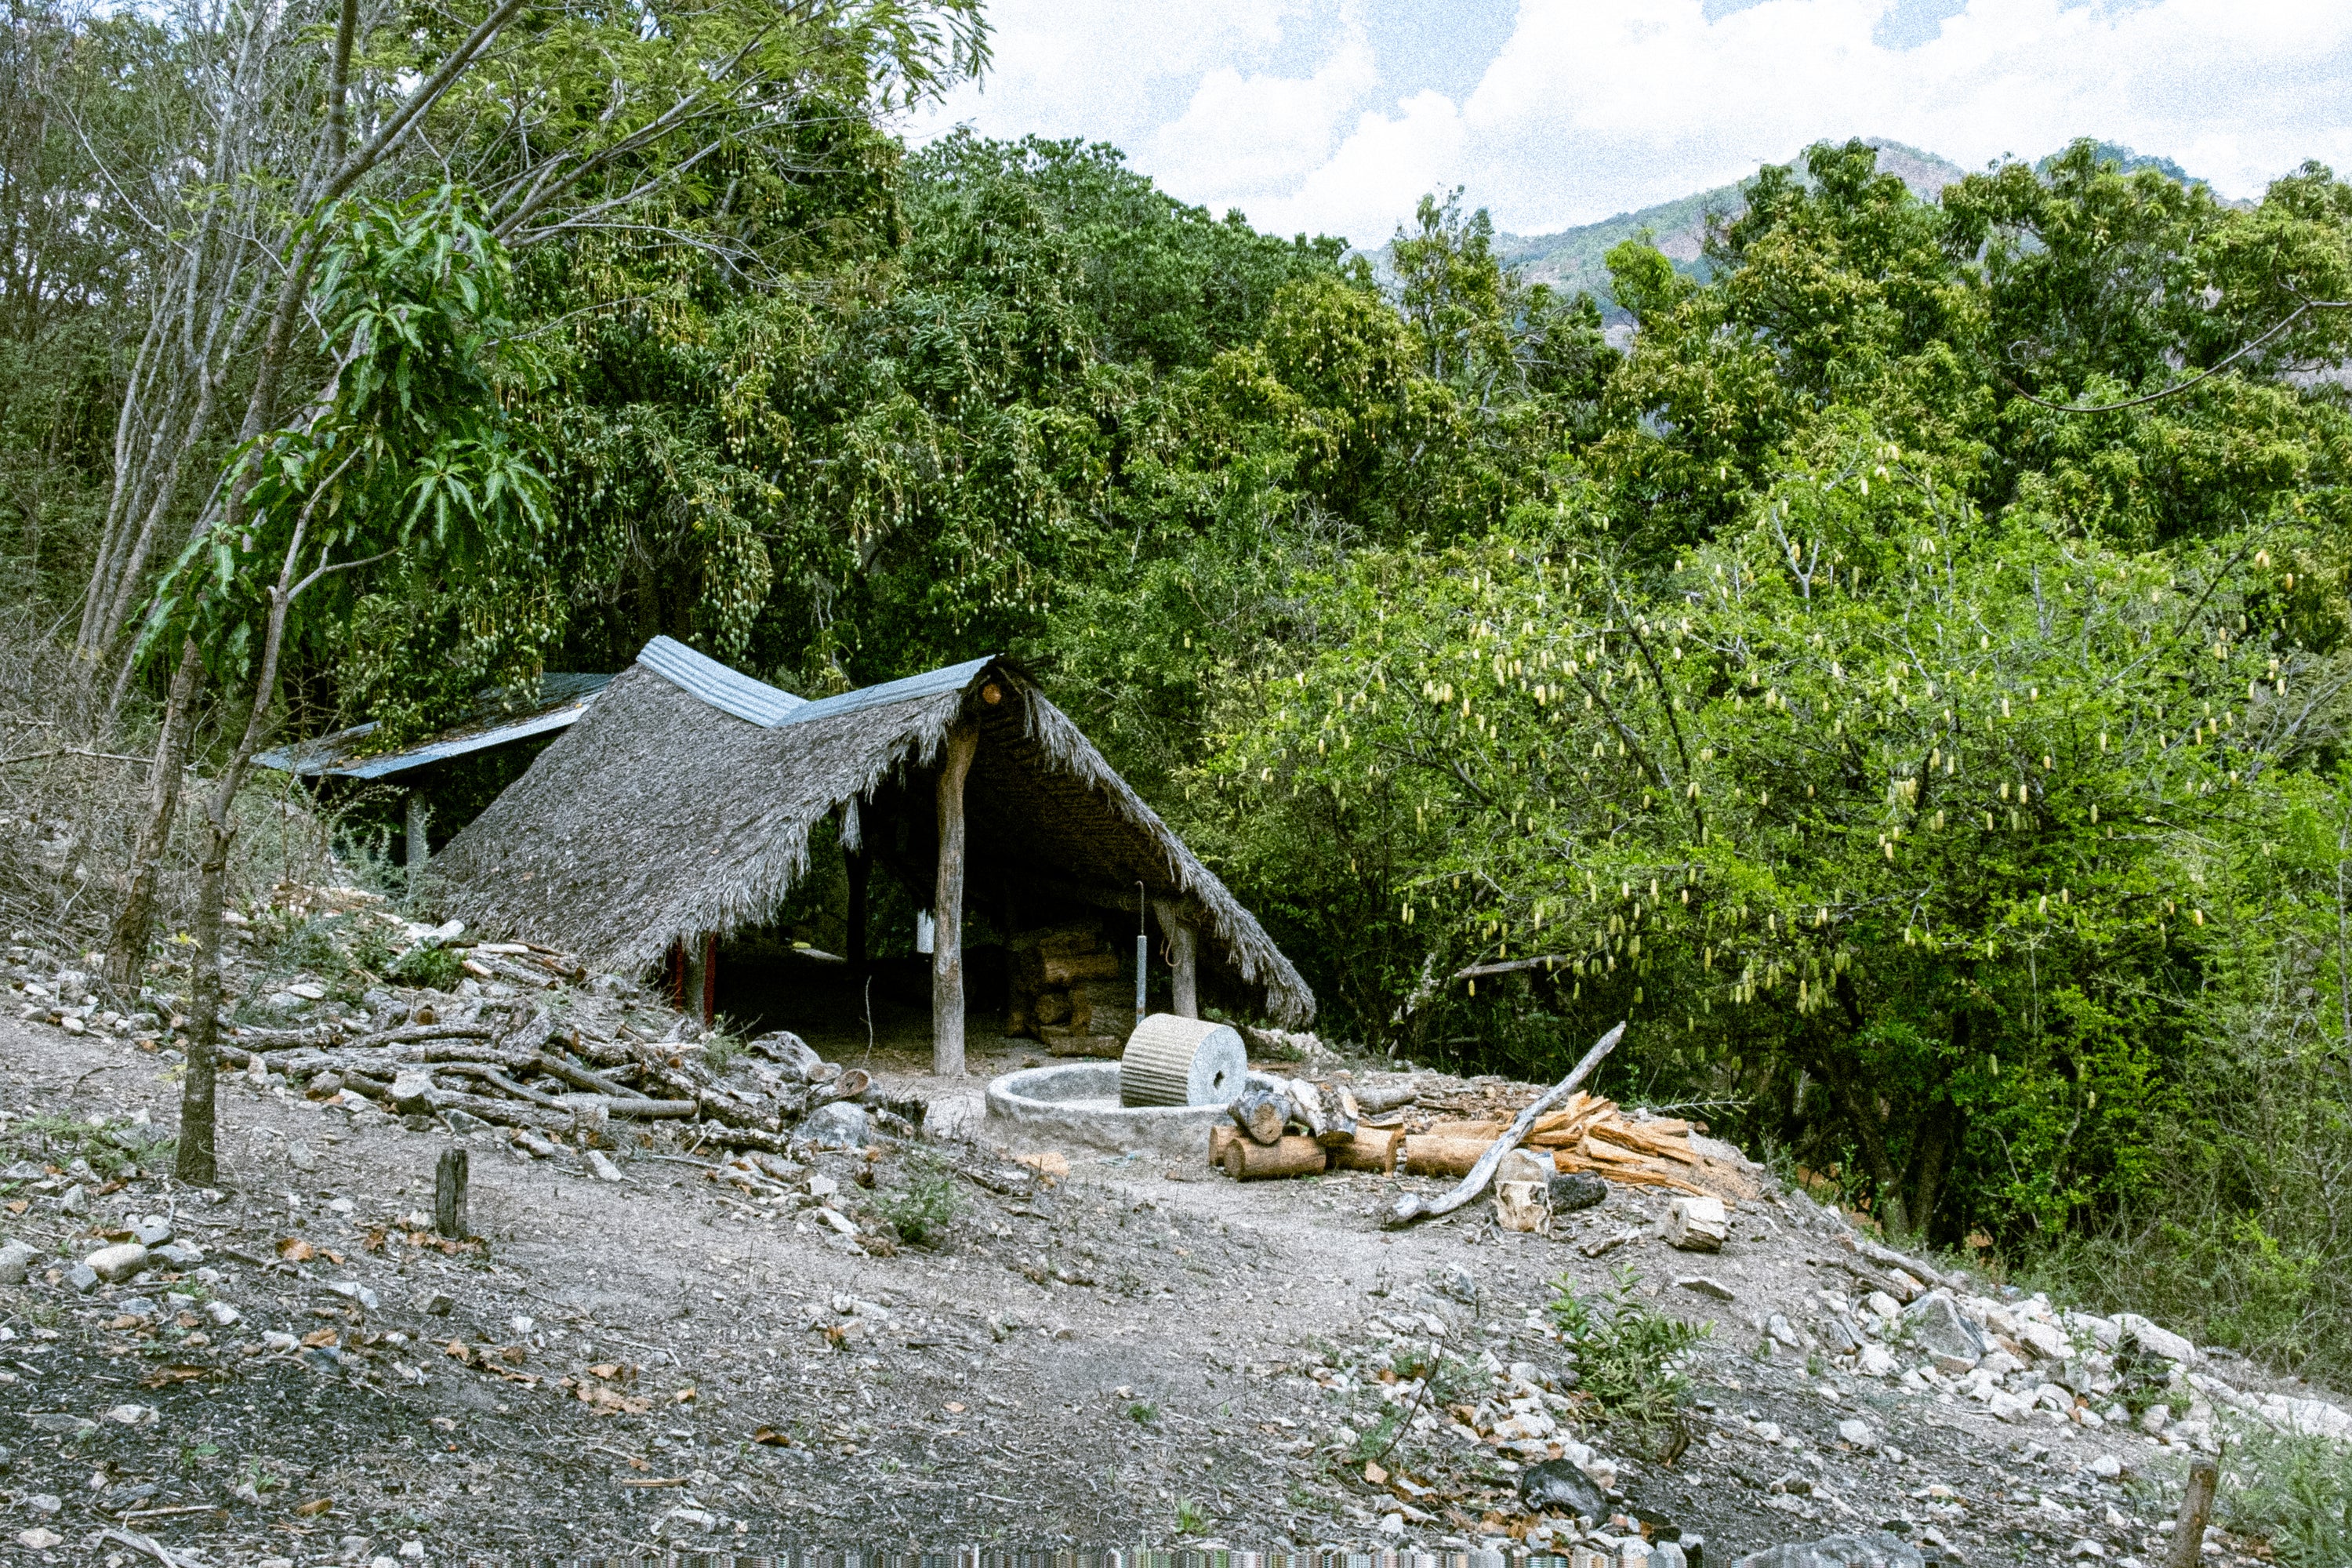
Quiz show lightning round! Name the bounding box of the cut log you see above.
[1352,1082,1421,1115]
[1287,1078,1329,1140]
[1494,1180,1548,1232]
[1220,1134,1327,1181]
[1330,1126,1403,1174]
[1229,1083,1289,1145]
[1403,1136,1491,1176]
[1665,1194,1730,1251]
[1208,1123,1240,1167]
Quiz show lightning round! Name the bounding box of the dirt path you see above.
[0,1017,2299,1566]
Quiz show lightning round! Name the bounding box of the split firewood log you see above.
[1220,1134,1327,1180]
[1315,1084,1360,1148]
[1229,1083,1289,1145]
[1286,1078,1334,1142]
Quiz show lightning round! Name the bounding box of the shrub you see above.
[1550,1265,1711,1431]
[387,944,462,990]
[875,1149,959,1247]
[2220,1427,2352,1568]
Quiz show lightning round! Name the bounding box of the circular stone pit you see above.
[983,1061,1284,1159]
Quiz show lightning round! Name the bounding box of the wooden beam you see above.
[405,791,429,869]
[932,723,979,1076]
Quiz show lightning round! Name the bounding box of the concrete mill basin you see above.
[983,1061,1284,1159]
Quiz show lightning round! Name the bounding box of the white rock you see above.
[204,1301,240,1327]
[0,1239,34,1285]
[585,1150,623,1182]
[2259,1395,2352,1442]
[1836,1417,1875,1447]
[2017,1319,2072,1360]
[1864,1290,1901,1321]
[1677,1276,1736,1301]
[2112,1313,2197,1366]
[1857,1344,1898,1377]
[105,1403,155,1425]
[83,1241,147,1283]
[1987,1389,2036,1422]
[328,1280,380,1311]
[2089,1453,2124,1479]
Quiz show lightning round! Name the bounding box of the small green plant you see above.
[699,1025,747,1073]
[2221,1426,2352,1567]
[1550,1265,1711,1430]
[387,945,462,990]
[1127,1401,1158,1425]
[1174,1498,1209,1535]
[2112,1333,2173,1418]
[875,1148,960,1247]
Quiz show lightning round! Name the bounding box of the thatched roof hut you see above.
[432,638,1312,1054]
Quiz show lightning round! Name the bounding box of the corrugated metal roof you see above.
[256,673,612,780]
[637,636,807,728]
[782,655,996,727]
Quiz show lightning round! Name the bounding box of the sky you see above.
[909,0,2352,249]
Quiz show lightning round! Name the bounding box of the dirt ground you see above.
[0,1017,2317,1567]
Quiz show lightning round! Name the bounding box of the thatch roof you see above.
[431,638,1313,1025]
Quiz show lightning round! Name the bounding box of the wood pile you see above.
[1005,923,1132,1058]
[1402,1092,1708,1196]
[1209,1069,1750,1203]
[207,932,878,1154]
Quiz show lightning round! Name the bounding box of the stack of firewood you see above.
[1207,1073,1730,1200]
[1401,1091,1707,1196]
[1005,923,1131,1057]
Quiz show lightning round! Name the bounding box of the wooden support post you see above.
[405,791,429,873]
[701,932,717,1026]
[845,848,869,979]
[1152,898,1200,1020]
[680,937,700,1020]
[1170,921,1198,1018]
[434,1148,469,1240]
[931,724,979,1076]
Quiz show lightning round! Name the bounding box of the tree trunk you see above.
[104,637,202,992]
[173,818,231,1185]
[931,724,978,1076]
[1905,1094,1961,1243]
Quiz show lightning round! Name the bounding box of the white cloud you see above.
[917,0,2352,246]
[1141,29,1383,214]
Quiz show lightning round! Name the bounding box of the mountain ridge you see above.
[1423,140,2221,320]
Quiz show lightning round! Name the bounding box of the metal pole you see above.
[1134,881,1148,1028]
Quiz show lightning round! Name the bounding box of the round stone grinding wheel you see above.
[1120,1014,1248,1108]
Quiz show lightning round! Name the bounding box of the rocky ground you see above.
[1,962,2348,1565]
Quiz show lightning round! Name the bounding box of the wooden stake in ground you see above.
[2162,1456,2218,1568]
[435,1148,469,1240]
[931,722,978,1076]
[1384,1021,1626,1229]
